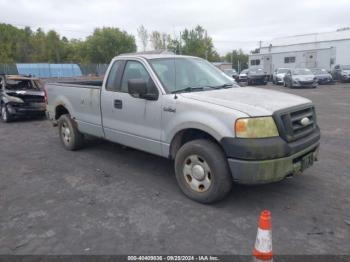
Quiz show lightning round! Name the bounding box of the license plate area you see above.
[301,152,314,171]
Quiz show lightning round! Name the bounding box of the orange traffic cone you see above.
[253,210,273,261]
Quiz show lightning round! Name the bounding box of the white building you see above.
[249,29,350,76]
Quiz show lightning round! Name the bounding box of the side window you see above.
[106,60,123,91]
[121,61,157,94]
[250,59,260,66]
[284,57,296,64]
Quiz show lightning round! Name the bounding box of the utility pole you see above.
[231,51,234,68]
[205,30,208,60]
[179,31,182,55]
[259,40,262,53]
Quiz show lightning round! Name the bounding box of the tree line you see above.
[0,23,248,68]
[0,23,136,64]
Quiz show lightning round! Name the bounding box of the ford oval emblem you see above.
[300,117,311,126]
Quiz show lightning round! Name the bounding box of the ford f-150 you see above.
[46,53,320,203]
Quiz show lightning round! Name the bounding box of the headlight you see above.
[235,117,279,138]
[7,95,24,103]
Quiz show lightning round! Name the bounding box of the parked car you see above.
[46,54,320,204]
[0,75,46,122]
[310,68,334,84]
[246,68,268,85]
[238,69,248,82]
[272,68,289,85]
[331,65,350,82]
[283,68,318,88]
[223,68,239,82]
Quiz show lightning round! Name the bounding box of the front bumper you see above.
[227,142,319,184]
[318,78,334,84]
[293,80,318,88]
[221,127,320,184]
[248,76,267,84]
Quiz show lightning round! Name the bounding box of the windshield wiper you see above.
[171,83,234,94]
[210,83,234,89]
[171,86,205,94]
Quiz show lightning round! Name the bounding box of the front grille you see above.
[274,105,317,142]
[299,80,314,85]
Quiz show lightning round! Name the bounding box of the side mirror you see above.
[128,79,158,100]
[128,79,147,97]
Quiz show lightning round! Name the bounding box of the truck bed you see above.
[46,81,104,137]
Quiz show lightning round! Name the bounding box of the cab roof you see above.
[116,52,197,60]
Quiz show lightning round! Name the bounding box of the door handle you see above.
[114,99,123,109]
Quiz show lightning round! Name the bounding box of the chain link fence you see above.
[0,63,109,78]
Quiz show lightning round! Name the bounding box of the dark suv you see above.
[332,65,350,82]
[246,68,268,85]
[0,75,46,122]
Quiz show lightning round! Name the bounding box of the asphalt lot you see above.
[0,82,350,255]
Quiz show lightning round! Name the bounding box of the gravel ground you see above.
[0,82,349,255]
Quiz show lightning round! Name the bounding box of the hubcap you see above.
[183,155,212,192]
[2,106,7,121]
[61,122,71,145]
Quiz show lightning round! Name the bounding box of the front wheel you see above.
[175,139,233,204]
[1,104,11,123]
[58,114,84,150]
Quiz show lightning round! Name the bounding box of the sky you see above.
[0,0,349,55]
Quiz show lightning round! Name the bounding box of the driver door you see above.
[101,59,163,156]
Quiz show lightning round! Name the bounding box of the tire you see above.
[58,114,84,150]
[174,139,232,204]
[1,104,12,123]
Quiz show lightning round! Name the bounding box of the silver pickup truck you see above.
[46,53,320,203]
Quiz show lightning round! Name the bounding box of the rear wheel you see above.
[1,104,11,123]
[174,139,232,204]
[58,114,84,150]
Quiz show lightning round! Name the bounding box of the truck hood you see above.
[180,87,311,116]
[292,75,315,81]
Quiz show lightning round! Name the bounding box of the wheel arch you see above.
[169,127,225,160]
[55,104,70,120]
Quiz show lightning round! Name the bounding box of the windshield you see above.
[311,68,327,74]
[342,65,350,70]
[5,79,42,90]
[292,68,313,75]
[277,68,289,73]
[149,57,235,93]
